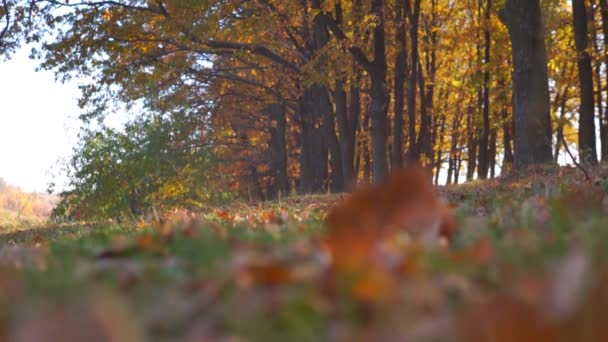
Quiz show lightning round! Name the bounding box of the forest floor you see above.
[2,164,608,341]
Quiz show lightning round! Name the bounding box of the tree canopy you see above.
[1,0,605,218]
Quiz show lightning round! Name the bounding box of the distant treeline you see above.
[0,177,57,227]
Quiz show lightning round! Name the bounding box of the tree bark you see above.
[499,0,554,170]
[478,0,492,179]
[598,0,608,160]
[311,0,344,192]
[417,60,433,164]
[392,0,407,168]
[267,103,290,197]
[466,103,478,180]
[572,0,598,164]
[406,0,422,161]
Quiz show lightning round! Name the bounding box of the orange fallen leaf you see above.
[215,210,231,221]
[324,165,457,273]
[135,234,165,254]
[236,259,292,288]
[351,268,396,303]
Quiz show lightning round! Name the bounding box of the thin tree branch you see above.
[0,0,10,48]
[561,134,592,182]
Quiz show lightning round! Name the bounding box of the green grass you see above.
[1,166,608,341]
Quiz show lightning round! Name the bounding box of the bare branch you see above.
[0,0,10,48]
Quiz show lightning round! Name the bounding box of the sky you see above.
[0,47,81,193]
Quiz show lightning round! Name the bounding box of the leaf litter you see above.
[1,164,608,340]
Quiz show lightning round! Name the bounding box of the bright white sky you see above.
[0,47,81,193]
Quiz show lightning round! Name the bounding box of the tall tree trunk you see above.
[362,108,372,184]
[592,0,608,161]
[554,86,570,162]
[478,0,492,179]
[321,90,344,193]
[447,110,462,185]
[455,149,463,184]
[417,60,432,165]
[406,0,422,161]
[333,4,359,189]
[599,0,608,160]
[333,2,357,189]
[572,0,598,164]
[434,113,446,184]
[418,0,438,166]
[297,98,315,193]
[502,106,514,170]
[298,2,329,194]
[348,78,362,187]
[267,103,290,197]
[366,0,390,183]
[392,0,407,168]
[307,88,329,191]
[312,0,343,191]
[466,103,478,180]
[499,0,554,169]
[489,126,497,177]
[250,165,266,201]
[497,74,513,171]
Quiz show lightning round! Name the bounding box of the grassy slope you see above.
[1,165,608,341]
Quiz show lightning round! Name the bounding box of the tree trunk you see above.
[312,0,338,192]
[489,126,497,177]
[572,0,598,164]
[455,149,463,184]
[333,2,357,189]
[598,0,608,160]
[349,79,362,187]
[321,90,344,192]
[478,0,492,179]
[591,0,605,161]
[406,0,422,161]
[466,103,478,180]
[267,103,290,197]
[447,110,462,185]
[297,99,314,193]
[418,0,438,166]
[499,0,554,169]
[554,86,570,162]
[367,0,390,183]
[362,107,372,184]
[417,60,432,164]
[392,0,407,168]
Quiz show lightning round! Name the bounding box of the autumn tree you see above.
[499,0,554,170]
[4,0,606,204]
[572,0,598,164]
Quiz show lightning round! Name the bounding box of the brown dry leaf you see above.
[233,252,292,289]
[11,297,143,342]
[324,166,457,274]
[450,238,495,266]
[216,210,232,221]
[159,209,200,238]
[471,237,494,265]
[242,261,291,288]
[457,294,558,342]
[351,268,396,303]
[135,234,165,254]
[94,237,135,259]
